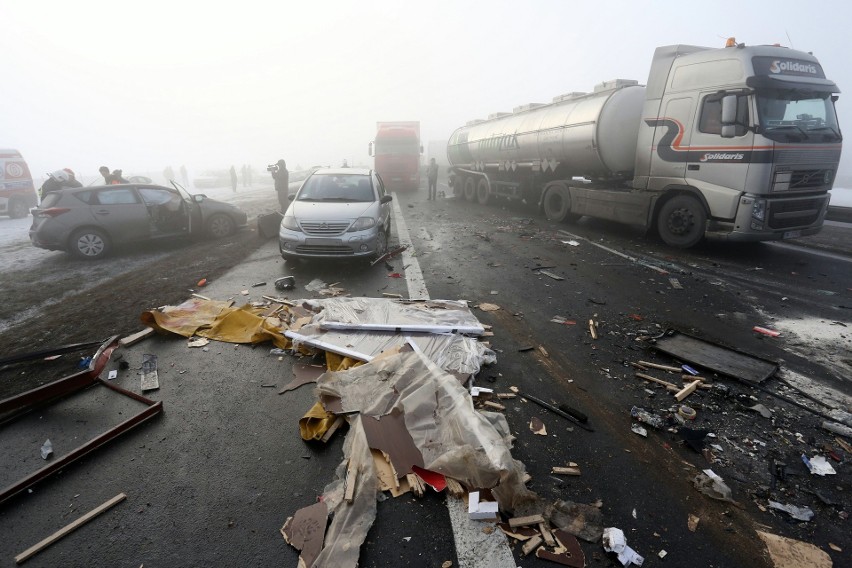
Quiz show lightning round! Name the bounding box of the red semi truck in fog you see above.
[369,121,423,191]
[0,149,37,218]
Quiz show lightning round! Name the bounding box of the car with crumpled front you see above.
[278,168,392,260]
[29,181,247,259]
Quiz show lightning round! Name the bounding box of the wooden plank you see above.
[344,460,357,503]
[551,466,581,476]
[496,393,517,399]
[445,478,465,498]
[675,380,702,402]
[654,331,777,384]
[522,534,543,556]
[588,319,598,340]
[319,416,345,443]
[634,372,678,391]
[638,360,681,373]
[538,522,557,547]
[509,514,545,528]
[483,400,506,411]
[119,327,154,347]
[16,493,126,564]
[538,345,549,358]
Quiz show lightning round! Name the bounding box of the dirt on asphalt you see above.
[0,185,282,402]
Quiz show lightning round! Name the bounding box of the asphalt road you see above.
[0,179,849,567]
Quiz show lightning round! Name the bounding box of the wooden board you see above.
[16,493,126,564]
[654,331,777,384]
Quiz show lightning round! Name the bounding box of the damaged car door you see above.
[137,186,191,236]
[90,186,151,242]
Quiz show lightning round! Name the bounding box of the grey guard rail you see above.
[0,336,164,506]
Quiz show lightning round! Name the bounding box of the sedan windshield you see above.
[297,175,375,202]
[757,91,841,142]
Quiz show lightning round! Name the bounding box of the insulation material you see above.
[315,350,536,511]
[302,297,485,334]
[141,298,288,348]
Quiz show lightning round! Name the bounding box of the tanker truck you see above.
[448,41,842,247]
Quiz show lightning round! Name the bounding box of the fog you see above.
[2,0,849,182]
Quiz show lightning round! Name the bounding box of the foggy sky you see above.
[2,0,849,181]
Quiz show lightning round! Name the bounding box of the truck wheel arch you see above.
[653,187,710,248]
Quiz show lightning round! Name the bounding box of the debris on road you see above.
[767,500,815,522]
[692,470,734,503]
[40,439,52,460]
[530,417,547,436]
[274,276,295,291]
[119,327,155,347]
[602,527,644,566]
[752,325,781,337]
[15,493,127,565]
[756,531,833,568]
[801,454,837,476]
[141,353,159,391]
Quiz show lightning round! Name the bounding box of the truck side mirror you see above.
[720,95,738,138]
[368,142,373,157]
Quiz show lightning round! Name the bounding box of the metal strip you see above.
[0,338,164,506]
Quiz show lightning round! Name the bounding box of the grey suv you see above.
[30,182,247,259]
[278,168,392,260]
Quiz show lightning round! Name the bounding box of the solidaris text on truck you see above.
[447,41,842,247]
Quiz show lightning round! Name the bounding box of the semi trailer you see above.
[369,121,423,191]
[447,41,842,247]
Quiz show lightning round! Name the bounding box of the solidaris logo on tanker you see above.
[700,152,744,162]
[769,60,818,75]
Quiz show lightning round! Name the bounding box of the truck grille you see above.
[300,221,350,235]
[768,198,823,230]
[789,170,829,190]
[295,244,354,255]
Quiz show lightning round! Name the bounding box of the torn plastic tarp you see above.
[285,350,538,567]
[302,297,485,335]
[141,298,288,348]
[288,327,495,377]
[315,349,535,510]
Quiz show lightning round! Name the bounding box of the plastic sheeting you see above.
[317,350,533,505]
[303,297,485,334]
[141,298,289,348]
[288,327,495,377]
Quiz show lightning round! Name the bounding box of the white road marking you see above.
[391,194,429,300]
[391,193,518,568]
[557,229,671,274]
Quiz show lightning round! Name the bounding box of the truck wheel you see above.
[476,179,490,205]
[8,199,29,219]
[543,183,579,222]
[657,195,706,248]
[70,228,110,259]
[463,177,476,202]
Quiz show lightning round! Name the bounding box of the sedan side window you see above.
[96,188,139,205]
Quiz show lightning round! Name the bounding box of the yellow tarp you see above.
[141,298,289,349]
[299,401,338,441]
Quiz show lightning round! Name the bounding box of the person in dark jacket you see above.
[271,159,289,212]
[39,169,81,199]
[426,158,439,200]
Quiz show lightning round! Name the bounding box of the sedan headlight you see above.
[282,216,300,231]
[348,217,376,231]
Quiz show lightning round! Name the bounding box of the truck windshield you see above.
[375,139,420,155]
[756,91,841,142]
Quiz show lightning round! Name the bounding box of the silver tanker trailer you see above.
[448,41,842,247]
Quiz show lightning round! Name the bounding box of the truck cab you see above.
[637,43,841,244]
[0,149,37,218]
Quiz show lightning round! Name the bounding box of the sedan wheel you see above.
[70,228,110,259]
[207,214,235,238]
[374,229,388,260]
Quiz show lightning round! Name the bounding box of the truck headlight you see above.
[751,199,766,222]
[282,216,299,231]
[348,217,376,231]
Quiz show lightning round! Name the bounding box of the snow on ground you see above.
[830,186,852,207]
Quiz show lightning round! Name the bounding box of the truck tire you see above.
[543,183,580,222]
[69,227,110,259]
[476,178,490,205]
[8,199,29,219]
[657,195,706,248]
[463,177,476,202]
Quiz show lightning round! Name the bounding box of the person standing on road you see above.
[230,165,238,193]
[271,159,289,212]
[426,158,439,201]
